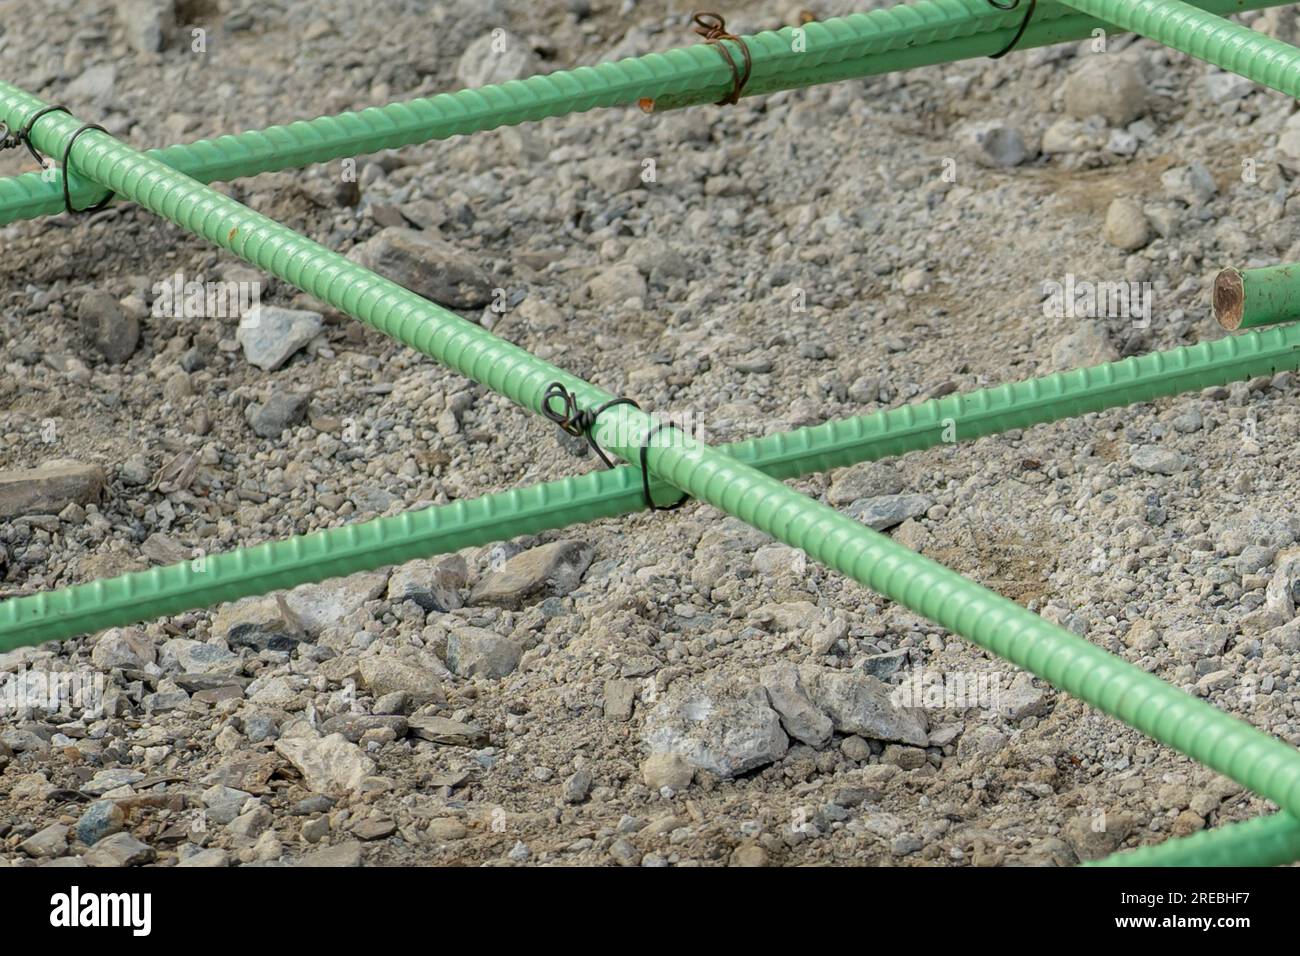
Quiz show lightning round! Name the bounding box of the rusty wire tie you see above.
[693,12,753,105]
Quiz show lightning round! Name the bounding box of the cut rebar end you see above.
[1214,268,1244,331]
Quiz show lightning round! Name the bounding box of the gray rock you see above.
[212,595,304,652]
[1171,406,1202,433]
[352,486,400,513]
[957,724,1008,758]
[251,390,309,438]
[228,804,272,842]
[371,691,405,712]
[84,768,145,796]
[427,819,469,842]
[160,638,240,677]
[2,728,49,754]
[604,678,637,721]
[861,649,911,681]
[643,672,789,778]
[75,801,126,846]
[445,626,522,678]
[20,822,68,859]
[243,714,278,744]
[66,64,117,106]
[120,454,153,486]
[296,840,363,867]
[236,305,322,372]
[1236,545,1276,576]
[845,494,934,532]
[841,735,873,762]
[1131,444,1187,476]
[349,227,493,309]
[562,768,593,803]
[957,119,1028,168]
[1042,116,1108,155]
[141,533,191,565]
[177,848,230,867]
[275,734,376,796]
[118,0,176,53]
[320,714,410,743]
[0,460,105,519]
[801,666,928,746]
[83,832,154,867]
[580,155,644,194]
[407,716,487,746]
[201,785,250,825]
[1103,198,1152,251]
[470,540,593,608]
[1204,71,1254,105]
[641,752,694,791]
[625,237,692,285]
[1051,322,1118,371]
[1063,811,1134,861]
[351,818,396,842]
[759,662,833,748]
[77,292,139,364]
[692,518,770,593]
[1063,57,1148,126]
[357,657,446,706]
[891,832,924,856]
[456,29,539,88]
[827,461,905,507]
[1266,548,1300,619]
[1275,111,1300,173]
[144,689,191,712]
[91,627,155,670]
[1166,624,1231,662]
[997,675,1052,720]
[586,264,648,305]
[285,571,389,633]
[1161,163,1217,207]
[386,555,467,612]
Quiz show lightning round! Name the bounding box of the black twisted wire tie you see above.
[541,382,690,512]
[60,124,116,214]
[0,105,115,214]
[986,0,1037,59]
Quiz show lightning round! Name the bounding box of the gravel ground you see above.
[2,0,1299,868]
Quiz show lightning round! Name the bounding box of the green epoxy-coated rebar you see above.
[641,0,1279,111]
[6,86,1300,836]
[1093,812,1300,866]
[0,0,1282,225]
[1214,264,1300,330]
[4,322,1299,650]
[1059,0,1300,97]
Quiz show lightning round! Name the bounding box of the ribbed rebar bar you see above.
[6,85,1300,835]
[1058,0,1300,97]
[4,322,1298,650]
[1092,812,1300,866]
[0,0,1285,225]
